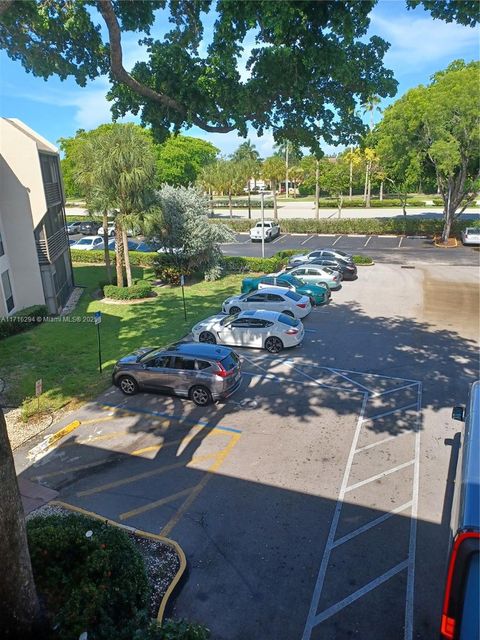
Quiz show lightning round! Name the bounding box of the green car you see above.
[241,273,331,305]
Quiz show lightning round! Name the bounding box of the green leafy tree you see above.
[375,60,480,241]
[262,156,285,220]
[320,158,350,218]
[231,140,260,164]
[155,135,219,187]
[144,185,234,274]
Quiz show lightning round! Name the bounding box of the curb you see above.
[49,499,187,625]
[433,236,459,248]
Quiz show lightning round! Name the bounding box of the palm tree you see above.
[361,95,382,131]
[81,125,156,287]
[262,156,284,220]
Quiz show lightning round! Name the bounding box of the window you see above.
[247,293,267,302]
[147,355,171,368]
[0,230,4,257]
[196,360,211,370]
[172,356,196,370]
[310,251,322,258]
[307,268,321,276]
[278,314,300,327]
[293,268,306,275]
[267,293,284,302]
[285,290,302,301]
[1,270,14,312]
[231,318,254,327]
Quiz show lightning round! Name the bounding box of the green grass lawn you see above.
[0,265,245,419]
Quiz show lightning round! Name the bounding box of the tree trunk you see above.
[349,155,353,201]
[228,190,232,219]
[285,145,289,199]
[102,210,112,284]
[315,160,320,220]
[337,194,343,219]
[441,185,453,243]
[363,164,368,203]
[247,188,251,220]
[210,188,214,217]
[122,227,132,287]
[379,181,384,201]
[114,222,124,287]
[365,163,372,207]
[0,408,41,638]
[272,179,278,221]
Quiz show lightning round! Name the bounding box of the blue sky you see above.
[0,0,478,158]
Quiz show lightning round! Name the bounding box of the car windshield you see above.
[221,352,239,371]
[138,348,162,362]
[285,290,302,301]
[76,238,93,245]
[322,267,334,274]
[256,222,270,227]
[278,314,300,327]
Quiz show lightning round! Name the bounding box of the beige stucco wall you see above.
[0,119,47,314]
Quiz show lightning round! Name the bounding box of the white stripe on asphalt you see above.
[271,234,287,244]
[398,236,404,248]
[332,501,413,548]
[364,235,372,247]
[404,383,422,640]
[332,235,342,245]
[311,560,409,627]
[327,369,375,394]
[373,382,419,398]
[302,393,369,640]
[301,234,315,245]
[345,459,415,493]
[354,430,412,454]
[360,402,418,423]
[327,367,420,384]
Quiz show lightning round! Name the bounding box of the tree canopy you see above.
[154,135,219,187]
[374,59,480,239]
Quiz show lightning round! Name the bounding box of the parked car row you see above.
[112,247,357,405]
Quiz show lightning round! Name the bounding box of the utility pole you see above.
[261,191,265,259]
[315,159,320,220]
[285,142,289,199]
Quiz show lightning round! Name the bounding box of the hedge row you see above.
[221,252,372,274]
[209,217,477,235]
[0,305,49,340]
[70,249,158,267]
[103,282,153,300]
[211,198,274,209]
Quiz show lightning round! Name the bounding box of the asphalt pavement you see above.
[14,263,480,640]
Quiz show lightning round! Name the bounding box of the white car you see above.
[70,236,105,251]
[192,310,304,353]
[222,287,311,319]
[98,224,116,237]
[250,220,280,242]
[461,227,480,245]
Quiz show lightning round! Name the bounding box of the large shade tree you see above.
[374,60,480,241]
[154,135,219,187]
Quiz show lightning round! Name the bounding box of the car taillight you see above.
[297,303,306,308]
[441,531,480,639]
[215,363,234,378]
[285,328,299,335]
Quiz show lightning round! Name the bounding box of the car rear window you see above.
[220,352,239,371]
[466,228,478,234]
[284,290,302,301]
[278,314,300,327]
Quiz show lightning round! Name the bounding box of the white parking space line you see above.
[405,383,422,640]
[332,501,413,549]
[398,236,404,248]
[332,235,342,246]
[364,236,372,247]
[302,393,369,640]
[327,369,376,394]
[301,234,315,245]
[312,560,409,627]
[360,402,418,423]
[345,459,415,493]
[272,234,287,244]
[354,430,412,454]
[324,366,420,384]
[373,382,419,398]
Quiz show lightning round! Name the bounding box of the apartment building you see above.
[0,118,74,316]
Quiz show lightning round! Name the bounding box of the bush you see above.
[222,255,285,274]
[155,266,185,285]
[210,217,474,236]
[70,249,158,268]
[103,282,153,300]
[135,619,210,640]
[27,514,149,640]
[0,304,49,340]
[211,198,274,209]
[204,264,224,281]
[353,255,374,265]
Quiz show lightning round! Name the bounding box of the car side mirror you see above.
[452,406,465,422]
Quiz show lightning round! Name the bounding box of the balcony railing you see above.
[36,227,69,264]
[44,182,62,207]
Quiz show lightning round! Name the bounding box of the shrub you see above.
[103,282,153,300]
[155,266,185,285]
[70,249,158,268]
[0,304,49,340]
[352,255,374,265]
[27,514,149,640]
[204,264,224,281]
[211,198,274,209]
[222,255,285,274]
[135,619,210,640]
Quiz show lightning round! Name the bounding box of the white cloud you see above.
[370,13,479,71]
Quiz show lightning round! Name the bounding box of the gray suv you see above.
[112,342,242,406]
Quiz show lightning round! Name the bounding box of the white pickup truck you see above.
[249,220,280,242]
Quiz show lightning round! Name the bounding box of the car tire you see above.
[199,331,216,344]
[118,375,138,395]
[309,296,316,307]
[282,310,294,317]
[265,336,284,353]
[190,385,212,406]
[229,306,241,315]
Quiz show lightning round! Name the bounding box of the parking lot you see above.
[221,232,480,265]
[15,264,479,640]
